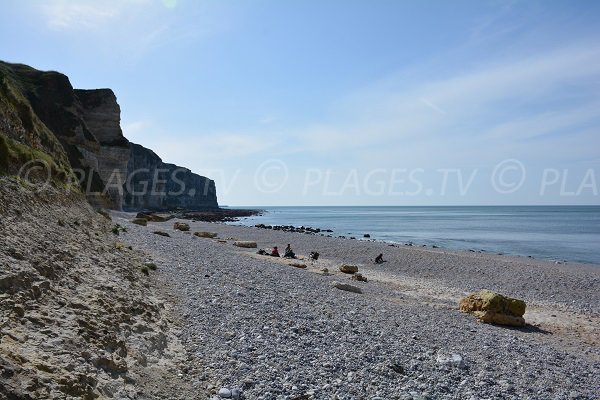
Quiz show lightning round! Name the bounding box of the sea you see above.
[229,206,600,265]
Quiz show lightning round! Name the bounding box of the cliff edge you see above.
[124,143,218,211]
[0,60,218,211]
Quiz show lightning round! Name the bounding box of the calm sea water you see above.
[230,206,600,265]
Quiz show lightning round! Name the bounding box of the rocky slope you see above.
[0,178,195,399]
[0,60,217,211]
[0,60,216,398]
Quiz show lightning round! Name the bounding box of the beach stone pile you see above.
[459,289,526,327]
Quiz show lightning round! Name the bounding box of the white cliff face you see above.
[75,90,218,211]
[75,89,123,144]
[75,89,130,210]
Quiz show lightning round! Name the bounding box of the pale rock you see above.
[234,241,258,248]
[436,352,466,369]
[333,282,363,294]
[339,265,359,274]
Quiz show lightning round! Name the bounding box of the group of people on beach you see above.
[263,244,296,258]
[260,243,385,265]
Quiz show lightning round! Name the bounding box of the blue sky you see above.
[2,0,599,205]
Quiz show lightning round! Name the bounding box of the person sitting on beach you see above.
[375,253,384,264]
[271,246,280,257]
[284,244,296,258]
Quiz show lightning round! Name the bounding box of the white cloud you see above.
[419,97,447,116]
[483,103,600,141]
[137,42,600,178]
[31,0,236,65]
[39,0,151,30]
[122,119,152,137]
[294,43,600,162]
[135,132,279,168]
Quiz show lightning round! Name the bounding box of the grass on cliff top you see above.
[0,61,65,100]
[0,73,70,164]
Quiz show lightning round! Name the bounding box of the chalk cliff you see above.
[123,143,218,210]
[75,89,130,209]
[0,60,218,210]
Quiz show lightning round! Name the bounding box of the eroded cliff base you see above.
[0,178,194,399]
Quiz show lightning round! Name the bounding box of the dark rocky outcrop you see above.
[0,60,218,211]
[123,143,217,211]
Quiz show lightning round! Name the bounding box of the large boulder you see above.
[173,222,190,232]
[459,290,526,327]
[131,218,147,226]
[137,212,173,222]
[339,265,359,274]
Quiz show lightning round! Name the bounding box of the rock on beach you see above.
[333,282,363,293]
[233,241,258,248]
[194,231,218,238]
[339,264,359,274]
[173,222,190,231]
[459,289,526,327]
[112,214,600,400]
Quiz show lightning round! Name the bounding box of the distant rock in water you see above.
[123,143,217,211]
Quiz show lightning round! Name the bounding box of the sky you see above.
[1,0,599,206]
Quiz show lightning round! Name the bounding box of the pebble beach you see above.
[116,214,600,400]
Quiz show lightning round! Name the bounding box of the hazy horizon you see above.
[2,0,599,206]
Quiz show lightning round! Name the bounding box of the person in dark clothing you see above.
[284,244,296,258]
[375,253,384,264]
[271,246,280,257]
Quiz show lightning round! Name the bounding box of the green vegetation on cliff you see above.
[1,60,218,210]
[0,62,75,186]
